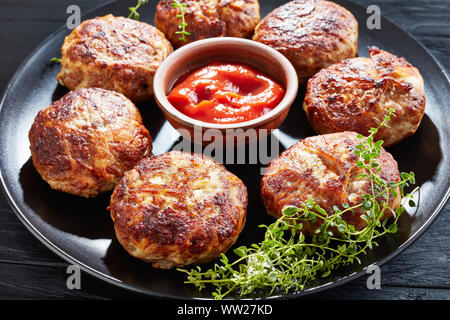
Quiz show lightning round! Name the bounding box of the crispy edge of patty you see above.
[57,14,173,103]
[28,87,152,198]
[253,0,358,83]
[155,0,260,48]
[260,131,401,235]
[109,151,248,268]
[303,46,426,146]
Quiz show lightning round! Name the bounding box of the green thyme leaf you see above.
[172,0,190,42]
[128,0,148,20]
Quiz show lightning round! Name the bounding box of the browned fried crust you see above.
[28,88,152,198]
[57,14,173,103]
[261,131,401,235]
[303,47,426,146]
[109,151,248,269]
[155,0,260,48]
[253,0,358,84]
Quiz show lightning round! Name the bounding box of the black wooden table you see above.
[0,0,449,300]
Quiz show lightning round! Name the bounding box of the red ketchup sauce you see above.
[167,61,286,124]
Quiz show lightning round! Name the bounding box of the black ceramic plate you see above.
[0,0,449,299]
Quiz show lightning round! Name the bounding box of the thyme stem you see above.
[128,0,149,21]
[172,0,191,42]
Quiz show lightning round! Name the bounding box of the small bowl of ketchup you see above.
[153,37,298,146]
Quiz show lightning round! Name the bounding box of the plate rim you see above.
[0,0,449,300]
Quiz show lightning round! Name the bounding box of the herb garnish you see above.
[178,109,418,300]
[50,57,61,64]
[172,0,191,42]
[128,0,149,21]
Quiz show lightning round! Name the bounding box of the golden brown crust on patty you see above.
[28,88,152,198]
[261,131,401,235]
[109,151,248,269]
[253,0,358,84]
[217,0,260,38]
[155,0,260,48]
[303,47,426,146]
[57,14,173,103]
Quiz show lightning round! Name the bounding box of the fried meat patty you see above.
[57,14,173,103]
[253,0,358,84]
[29,88,152,198]
[155,0,260,48]
[303,47,426,146]
[261,131,401,235]
[109,151,248,269]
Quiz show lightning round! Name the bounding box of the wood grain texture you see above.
[0,0,449,300]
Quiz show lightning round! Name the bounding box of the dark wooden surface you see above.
[0,0,449,300]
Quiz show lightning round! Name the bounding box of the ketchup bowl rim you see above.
[153,37,299,130]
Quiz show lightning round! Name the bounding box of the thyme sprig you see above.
[172,0,191,42]
[128,0,149,21]
[178,108,418,300]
